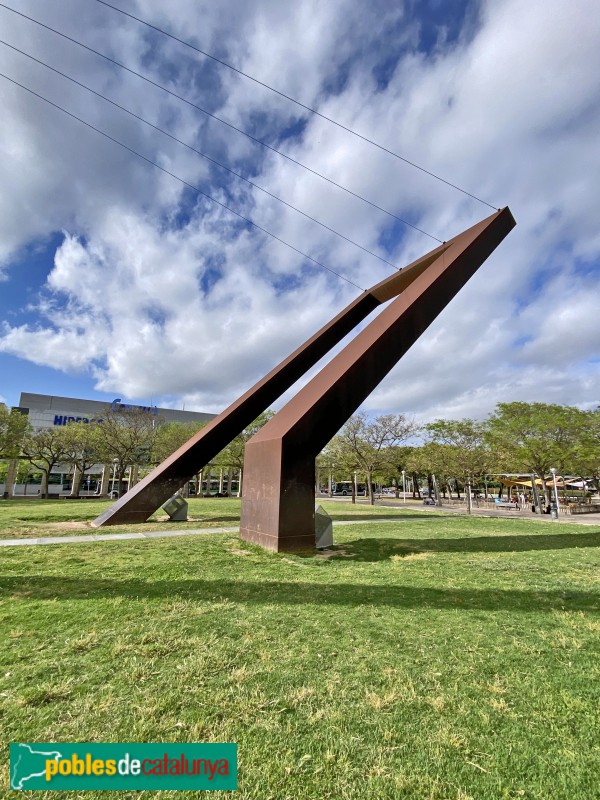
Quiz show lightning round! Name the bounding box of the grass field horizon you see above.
[1,500,599,798]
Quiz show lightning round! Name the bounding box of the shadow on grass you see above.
[332,531,600,561]
[1,576,598,613]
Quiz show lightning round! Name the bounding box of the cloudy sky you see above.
[0,0,598,424]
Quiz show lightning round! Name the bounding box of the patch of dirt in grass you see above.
[228,548,252,556]
[44,521,92,530]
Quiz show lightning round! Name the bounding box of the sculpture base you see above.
[239,439,317,552]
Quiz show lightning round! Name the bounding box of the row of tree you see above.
[1,401,598,503]
[0,403,273,498]
[320,402,599,509]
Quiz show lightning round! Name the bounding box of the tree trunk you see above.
[432,474,442,506]
[40,471,49,499]
[98,465,109,496]
[70,465,82,498]
[466,478,472,514]
[427,474,434,498]
[531,476,542,513]
[541,475,551,506]
[238,467,243,498]
[116,466,126,498]
[5,459,17,498]
[367,470,375,505]
[412,472,421,498]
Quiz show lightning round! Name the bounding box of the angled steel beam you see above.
[239,208,516,551]
[92,241,449,527]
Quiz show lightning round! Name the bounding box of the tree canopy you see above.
[329,412,416,504]
[0,404,29,459]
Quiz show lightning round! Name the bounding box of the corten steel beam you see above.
[239,207,516,552]
[92,241,449,527]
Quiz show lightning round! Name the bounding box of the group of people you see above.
[510,491,555,514]
[510,492,529,509]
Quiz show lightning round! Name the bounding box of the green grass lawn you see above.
[0,497,246,539]
[0,497,416,539]
[1,501,599,799]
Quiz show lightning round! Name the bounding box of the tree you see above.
[570,407,600,492]
[152,421,206,464]
[316,449,336,495]
[403,446,430,499]
[322,436,362,503]
[0,404,29,458]
[21,428,68,498]
[214,411,274,497]
[424,419,491,513]
[378,444,413,497]
[151,421,207,495]
[485,402,584,506]
[93,407,158,497]
[331,412,415,505]
[59,421,102,497]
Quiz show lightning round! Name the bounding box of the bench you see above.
[494,501,519,510]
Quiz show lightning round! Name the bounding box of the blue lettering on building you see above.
[111,398,158,415]
[53,415,90,426]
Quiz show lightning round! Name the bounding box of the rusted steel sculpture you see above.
[92,235,448,527]
[239,208,516,551]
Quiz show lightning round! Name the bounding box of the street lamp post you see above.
[401,469,406,504]
[550,468,560,521]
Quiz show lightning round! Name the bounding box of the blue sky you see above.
[0,0,598,421]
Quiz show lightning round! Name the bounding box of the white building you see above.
[1,392,216,497]
[17,392,214,431]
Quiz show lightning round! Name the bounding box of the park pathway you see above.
[0,518,410,547]
[1,506,598,548]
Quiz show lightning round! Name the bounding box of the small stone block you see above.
[315,503,333,549]
[162,495,188,521]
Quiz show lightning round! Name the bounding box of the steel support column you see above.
[240,208,516,551]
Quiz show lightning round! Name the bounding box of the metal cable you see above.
[0,71,367,292]
[0,38,405,271]
[95,0,498,210]
[0,2,442,243]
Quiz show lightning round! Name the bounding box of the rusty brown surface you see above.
[239,208,516,552]
[91,244,441,527]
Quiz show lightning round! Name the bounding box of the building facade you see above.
[1,393,216,498]
[17,392,215,431]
